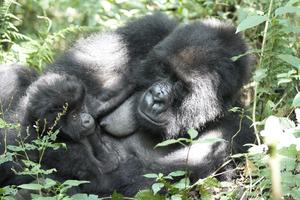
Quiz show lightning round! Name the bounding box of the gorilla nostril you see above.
[81,113,94,128]
[100,120,107,128]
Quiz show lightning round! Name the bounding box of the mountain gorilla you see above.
[102,18,252,140]
[48,13,177,119]
[98,19,255,195]
[0,73,113,191]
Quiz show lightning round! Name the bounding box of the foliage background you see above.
[0,0,300,199]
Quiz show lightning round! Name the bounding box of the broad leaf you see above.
[188,128,198,140]
[143,173,158,179]
[236,15,267,33]
[275,6,300,16]
[278,54,300,69]
[292,93,300,107]
[168,171,186,177]
[151,183,164,195]
[18,183,43,190]
[155,139,179,148]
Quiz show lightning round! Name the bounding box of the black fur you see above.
[0,64,38,112]
[48,13,178,118]
[98,18,255,195]
[0,73,108,191]
[131,18,252,139]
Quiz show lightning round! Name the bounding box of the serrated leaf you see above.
[253,68,267,82]
[174,178,190,189]
[155,139,179,148]
[44,178,56,189]
[278,54,300,69]
[275,6,300,16]
[143,173,158,179]
[18,183,43,190]
[71,194,99,200]
[278,78,291,85]
[168,171,186,177]
[171,194,182,200]
[134,190,164,200]
[236,15,267,33]
[62,180,89,187]
[195,137,225,144]
[188,128,198,140]
[292,93,300,107]
[152,183,164,195]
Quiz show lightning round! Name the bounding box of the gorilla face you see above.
[133,19,251,138]
[24,73,96,141]
[138,81,173,126]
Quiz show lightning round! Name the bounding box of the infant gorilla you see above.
[0,73,112,192]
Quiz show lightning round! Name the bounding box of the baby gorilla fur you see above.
[0,73,111,193]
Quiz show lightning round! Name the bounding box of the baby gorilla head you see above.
[24,73,95,141]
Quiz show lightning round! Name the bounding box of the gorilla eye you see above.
[71,113,79,120]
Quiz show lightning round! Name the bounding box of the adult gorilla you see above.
[98,19,255,195]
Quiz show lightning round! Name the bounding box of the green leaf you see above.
[253,68,267,82]
[18,183,43,190]
[134,190,164,200]
[278,54,300,69]
[62,180,89,187]
[151,183,164,195]
[277,78,292,85]
[275,6,300,16]
[143,173,158,179]
[171,194,182,200]
[293,93,300,107]
[111,191,124,200]
[174,178,190,189]
[71,194,99,200]
[44,178,56,189]
[168,171,186,177]
[195,137,225,144]
[188,128,198,140]
[155,139,179,148]
[236,15,267,33]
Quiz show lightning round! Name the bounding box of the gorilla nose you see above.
[81,113,95,129]
[150,83,171,102]
[100,120,107,128]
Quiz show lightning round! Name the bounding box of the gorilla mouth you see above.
[81,124,96,136]
[137,106,168,126]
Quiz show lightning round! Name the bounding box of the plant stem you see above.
[252,0,274,145]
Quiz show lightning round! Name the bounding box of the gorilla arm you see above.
[100,93,253,181]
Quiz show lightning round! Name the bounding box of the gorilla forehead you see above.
[26,73,86,116]
[151,19,250,90]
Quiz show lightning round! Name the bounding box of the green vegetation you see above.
[0,0,299,199]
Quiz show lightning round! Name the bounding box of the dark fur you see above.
[0,64,38,112]
[130,18,252,139]
[98,18,255,195]
[0,73,109,191]
[48,13,177,118]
